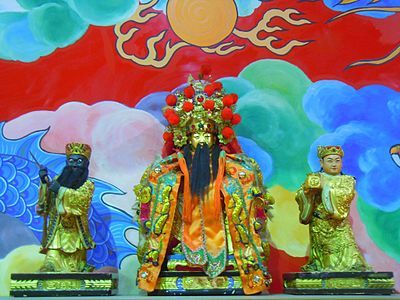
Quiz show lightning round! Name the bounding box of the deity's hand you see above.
[49,180,61,194]
[39,166,49,184]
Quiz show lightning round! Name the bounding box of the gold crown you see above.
[65,143,92,160]
[162,75,241,147]
[317,146,344,159]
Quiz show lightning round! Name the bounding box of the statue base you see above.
[10,272,118,297]
[149,253,243,296]
[149,270,243,296]
[283,272,394,295]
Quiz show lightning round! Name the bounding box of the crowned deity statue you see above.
[295,146,370,272]
[134,75,274,295]
[36,142,95,272]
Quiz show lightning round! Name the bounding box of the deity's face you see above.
[189,130,216,149]
[67,154,89,169]
[320,154,342,175]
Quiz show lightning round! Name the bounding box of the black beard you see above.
[183,144,221,199]
[57,165,88,189]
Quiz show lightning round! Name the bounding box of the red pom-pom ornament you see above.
[231,93,238,104]
[222,127,234,139]
[184,86,195,98]
[204,84,215,96]
[163,132,174,141]
[213,82,223,91]
[164,109,180,125]
[222,94,234,106]
[166,94,177,106]
[203,100,215,110]
[221,107,233,120]
[183,101,194,112]
[231,114,241,125]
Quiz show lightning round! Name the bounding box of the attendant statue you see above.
[295,146,370,272]
[37,142,95,272]
[134,75,274,295]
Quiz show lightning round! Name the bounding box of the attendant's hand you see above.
[49,180,61,194]
[39,166,49,184]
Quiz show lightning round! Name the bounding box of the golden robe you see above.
[135,151,273,294]
[38,180,95,272]
[295,172,370,272]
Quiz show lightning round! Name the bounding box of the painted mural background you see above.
[0,0,399,295]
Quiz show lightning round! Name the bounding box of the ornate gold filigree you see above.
[41,279,82,290]
[10,280,38,290]
[156,275,242,290]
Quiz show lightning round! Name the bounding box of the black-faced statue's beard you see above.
[57,165,89,189]
[183,144,221,199]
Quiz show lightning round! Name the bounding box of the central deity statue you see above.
[134,75,274,294]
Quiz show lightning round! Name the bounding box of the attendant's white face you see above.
[320,154,342,175]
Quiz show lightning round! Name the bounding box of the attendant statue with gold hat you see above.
[295,146,370,272]
[37,142,95,272]
[134,74,274,295]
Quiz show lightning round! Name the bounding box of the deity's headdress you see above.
[66,143,92,160]
[162,70,242,154]
[317,145,344,159]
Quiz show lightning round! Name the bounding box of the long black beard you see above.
[57,166,88,189]
[183,144,221,199]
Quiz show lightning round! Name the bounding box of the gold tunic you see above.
[295,173,370,272]
[38,180,95,272]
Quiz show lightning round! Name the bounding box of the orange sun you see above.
[166,0,238,47]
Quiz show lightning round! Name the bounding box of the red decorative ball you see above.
[163,132,174,141]
[182,101,194,112]
[203,100,215,110]
[165,110,180,125]
[164,108,174,117]
[184,86,195,98]
[166,94,177,106]
[222,94,234,106]
[231,93,238,104]
[197,96,204,103]
[204,84,215,96]
[221,127,234,139]
[221,107,233,120]
[231,114,241,125]
[213,82,223,91]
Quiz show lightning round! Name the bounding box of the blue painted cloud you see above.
[0,0,138,62]
[323,0,398,19]
[304,80,400,211]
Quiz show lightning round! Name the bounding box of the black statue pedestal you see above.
[149,253,244,296]
[283,271,394,295]
[10,272,118,297]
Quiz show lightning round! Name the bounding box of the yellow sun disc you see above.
[167,0,238,47]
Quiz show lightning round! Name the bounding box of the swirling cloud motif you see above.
[0,0,138,62]
[235,59,324,190]
[115,1,311,67]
